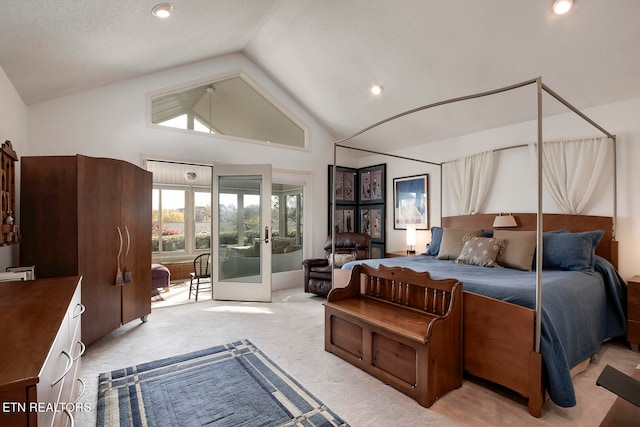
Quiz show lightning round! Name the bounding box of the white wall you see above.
[0,66,28,270]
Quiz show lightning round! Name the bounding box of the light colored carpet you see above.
[151,281,205,308]
[78,288,640,426]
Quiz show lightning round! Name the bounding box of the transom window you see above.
[149,73,307,149]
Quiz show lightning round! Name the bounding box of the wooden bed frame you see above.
[442,213,617,417]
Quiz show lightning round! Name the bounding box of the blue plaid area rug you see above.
[96,339,348,427]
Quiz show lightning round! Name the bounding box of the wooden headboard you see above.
[441,213,617,268]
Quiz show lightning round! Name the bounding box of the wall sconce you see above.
[493,214,518,228]
[406,224,417,254]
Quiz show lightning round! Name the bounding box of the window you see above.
[152,186,212,258]
[152,188,186,254]
[148,161,213,261]
[150,73,307,149]
[194,190,212,250]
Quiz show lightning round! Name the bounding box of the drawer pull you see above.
[73,303,86,318]
[63,407,75,427]
[73,341,86,361]
[51,350,73,387]
[74,378,86,404]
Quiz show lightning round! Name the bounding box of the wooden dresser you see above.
[628,275,640,352]
[0,277,84,426]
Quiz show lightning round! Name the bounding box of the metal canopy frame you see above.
[332,76,617,352]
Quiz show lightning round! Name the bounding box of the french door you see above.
[212,164,272,302]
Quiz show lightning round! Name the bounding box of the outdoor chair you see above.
[189,253,211,301]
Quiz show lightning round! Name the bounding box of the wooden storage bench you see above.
[324,264,463,407]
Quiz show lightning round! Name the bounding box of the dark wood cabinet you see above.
[20,155,152,345]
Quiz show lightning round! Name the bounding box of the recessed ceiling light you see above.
[152,3,173,18]
[552,0,573,15]
[371,84,383,96]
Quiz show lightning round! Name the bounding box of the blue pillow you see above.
[482,229,494,238]
[425,226,443,256]
[542,230,604,271]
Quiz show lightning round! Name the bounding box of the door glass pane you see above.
[194,191,211,250]
[271,184,303,273]
[218,176,261,282]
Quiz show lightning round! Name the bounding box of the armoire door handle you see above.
[115,227,124,286]
[123,226,132,283]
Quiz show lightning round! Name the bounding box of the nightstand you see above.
[385,250,422,258]
[628,276,640,352]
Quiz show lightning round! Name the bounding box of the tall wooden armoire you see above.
[20,155,152,345]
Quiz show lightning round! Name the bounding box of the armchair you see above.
[302,232,371,297]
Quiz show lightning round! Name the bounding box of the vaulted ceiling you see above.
[2,1,638,149]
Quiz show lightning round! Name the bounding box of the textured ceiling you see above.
[1,0,639,149]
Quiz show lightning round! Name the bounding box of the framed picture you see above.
[329,165,356,203]
[358,204,385,242]
[393,174,429,230]
[358,164,385,204]
[332,205,357,234]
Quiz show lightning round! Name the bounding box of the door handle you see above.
[115,227,124,286]
[264,226,269,244]
[123,226,132,283]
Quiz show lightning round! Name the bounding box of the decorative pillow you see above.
[435,228,482,260]
[532,230,569,268]
[454,236,504,267]
[425,226,443,256]
[492,230,536,271]
[541,230,604,271]
[328,253,356,268]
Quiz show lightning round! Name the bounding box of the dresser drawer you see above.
[628,280,640,304]
[629,301,640,322]
[628,319,640,344]
[37,319,72,427]
[68,285,84,344]
[59,340,84,404]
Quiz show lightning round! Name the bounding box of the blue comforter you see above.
[342,255,627,407]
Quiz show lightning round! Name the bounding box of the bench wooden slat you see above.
[325,298,436,344]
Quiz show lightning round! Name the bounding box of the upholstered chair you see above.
[302,232,371,297]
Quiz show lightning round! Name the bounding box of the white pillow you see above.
[328,253,356,268]
[454,236,503,268]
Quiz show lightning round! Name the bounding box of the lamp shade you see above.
[406,224,417,246]
[493,215,517,228]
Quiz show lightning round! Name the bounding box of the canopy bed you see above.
[328,77,625,417]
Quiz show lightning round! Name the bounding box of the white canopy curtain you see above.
[443,150,495,215]
[528,137,611,214]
